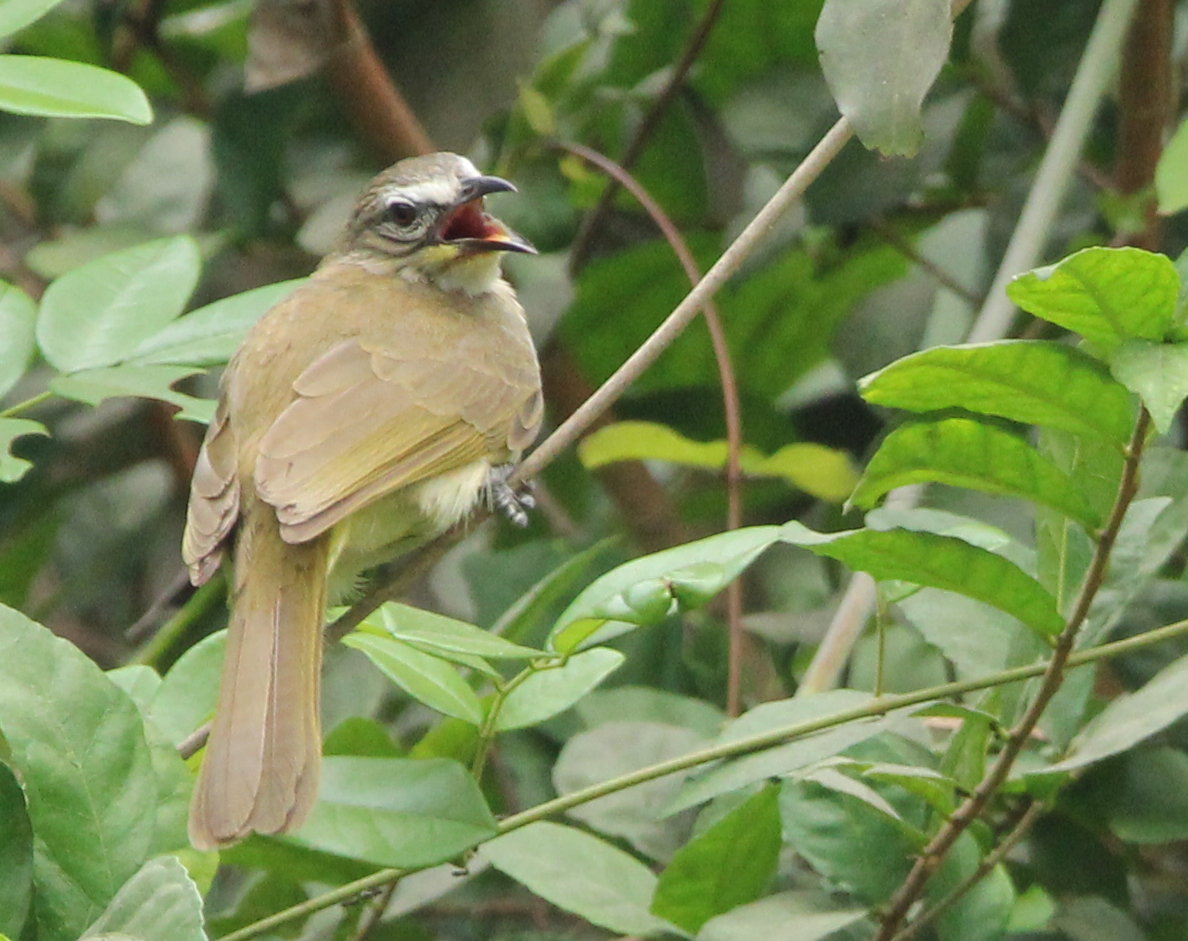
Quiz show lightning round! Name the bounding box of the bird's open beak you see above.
[436,175,537,255]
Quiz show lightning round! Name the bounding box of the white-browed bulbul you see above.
[183,153,543,849]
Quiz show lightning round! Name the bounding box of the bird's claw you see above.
[488,464,534,527]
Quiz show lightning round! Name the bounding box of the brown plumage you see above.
[183,153,542,849]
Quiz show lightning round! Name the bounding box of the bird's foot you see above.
[488,464,534,527]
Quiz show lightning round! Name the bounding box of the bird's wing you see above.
[255,336,541,544]
[183,397,241,584]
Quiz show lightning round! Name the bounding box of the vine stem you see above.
[0,390,52,419]
[511,116,854,487]
[873,408,1152,940]
[551,140,747,717]
[798,0,1141,695]
[218,605,1188,941]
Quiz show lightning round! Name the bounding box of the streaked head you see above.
[337,153,535,289]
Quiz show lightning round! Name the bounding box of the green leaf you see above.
[651,785,781,933]
[0,55,151,123]
[0,762,32,939]
[1156,116,1188,214]
[1104,747,1188,845]
[1109,339,1188,434]
[668,691,926,813]
[850,417,1101,530]
[495,647,625,731]
[51,364,214,423]
[128,279,304,367]
[1007,247,1178,352]
[815,0,951,156]
[342,631,484,725]
[1044,649,1188,773]
[698,891,868,941]
[928,833,1015,941]
[481,821,673,937]
[37,236,201,373]
[0,417,47,483]
[291,756,498,868]
[0,282,35,398]
[553,721,709,862]
[0,0,69,38]
[576,687,724,738]
[578,421,857,502]
[79,856,205,941]
[549,526,782,653]
[781,522,1064,637]
[859,341,1135,448]
[0,605,156,941]
[374,602,542,659]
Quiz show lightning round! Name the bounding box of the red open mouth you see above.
[440,199,502,242]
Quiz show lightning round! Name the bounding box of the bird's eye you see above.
[384,200,419,228]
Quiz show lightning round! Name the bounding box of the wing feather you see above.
[182,398,240,584]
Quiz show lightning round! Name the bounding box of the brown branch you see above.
[568,0,728,271]
[1112,0,1173,249]
[874,408,1152,940]
[326,0,433,160]
[553,140,747,716]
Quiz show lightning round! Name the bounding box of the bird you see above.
[182,152,543,849]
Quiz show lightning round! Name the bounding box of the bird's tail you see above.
[189,503,328,849]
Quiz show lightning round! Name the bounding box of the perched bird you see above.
[183,153,543,849]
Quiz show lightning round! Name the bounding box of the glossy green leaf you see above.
[578,421,857,502]
[0,0,69,38]
[1046,649,1188,773]
[698,891,868,941]
[0,417,47,483]
[0,282,35,398]
[129,278,303,367]
[668,691,926,813]
[375,602,541,659]
[1007,247,1178,351]
[0,762,32,939]
[494,647,624,731]
[342,631,484,725]
[0,55,151,123]
[816,0,951,156]
[482,821,672,937]
[79,856,204,941]
[859,341,1136,447]
[289,757,498,868]
[51,364,214,423]
[549,526,782,653]
[1109,339,1188,433]
[651,785,781,932]
[37,237,201,373]
[928,833,1015,941]
[1157,116,1188,214]
[0,605,156,941]
[781,522,1064,637]
[851,417,1101,530]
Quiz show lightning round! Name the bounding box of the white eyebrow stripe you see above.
[386,180,459,207]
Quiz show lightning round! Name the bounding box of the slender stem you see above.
[800,0,1140,694]
[0,390,51,419]
[551,140,748,717]
[130,575,223,668]
[568,0,728,271]
[874,408,1152,940]
[889,800,1045,941]
[471,662,544,780]
[218,611,1188,941]
[512,117,854,487]
[968,0,1141,342]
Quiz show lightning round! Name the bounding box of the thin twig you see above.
[874,408,1151,940]
[568,0,728,271]
[552,140,747,716]
[511,117,855,488]
[869,218,980,306]
[889,800,1045,941]
[216,610,1188,941]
